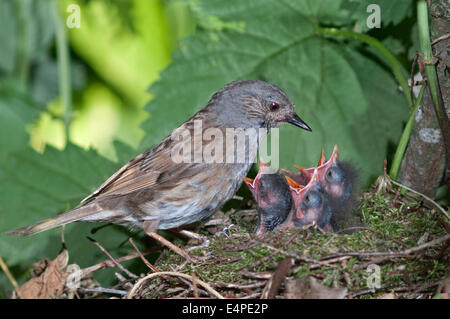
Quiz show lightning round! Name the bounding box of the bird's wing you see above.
[80,112,213,204]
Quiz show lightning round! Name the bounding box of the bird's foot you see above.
[215,224,234,239]
[179,230,211,254]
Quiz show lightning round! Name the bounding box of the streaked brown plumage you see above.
[6,80,311,256]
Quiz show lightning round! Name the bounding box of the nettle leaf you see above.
[141,0,408,184]
[0,86,139,276]
[0,80,41,164]
[343,0,414,32]
[0,143,147,291]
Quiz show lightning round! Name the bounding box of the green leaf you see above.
[343,0,414,32]
[0,80,139,275]
[0,141,142,287]
[0,79,41,164]
[0,0,17,73]
[141,0,408,184]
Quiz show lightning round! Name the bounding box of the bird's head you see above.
[212,80,311,132]
[242,159,293,235]
[286,168,332,229]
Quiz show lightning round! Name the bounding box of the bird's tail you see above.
[4,204,102,237]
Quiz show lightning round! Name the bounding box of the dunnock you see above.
[6,80,311,259]
[242,160,293,235]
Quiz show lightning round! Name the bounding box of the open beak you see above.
[329,144,339,164]
[293,145,340,183]
[318,148,326,166]
[293,168,321,219]
[242,158,273,198]
[285,113,312,131]
[242,177,254,187]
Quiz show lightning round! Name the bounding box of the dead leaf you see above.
[285,276,347,299]
[438,274,450,299]
[13,249,69,299]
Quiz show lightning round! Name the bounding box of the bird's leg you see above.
[145,230,194,262]
[142,221,194,262]
[178,230,211,252]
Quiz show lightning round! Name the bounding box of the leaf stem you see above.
[14,0,30,83]
[51,0,72,139]
[319,27,412,108]
[389,85,425,179]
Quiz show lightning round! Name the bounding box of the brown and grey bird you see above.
[5,80,311,260]
[242,159,294,235]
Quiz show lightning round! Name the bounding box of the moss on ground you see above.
[144,179,449,299]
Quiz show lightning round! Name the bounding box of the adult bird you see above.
[5,80,311,260]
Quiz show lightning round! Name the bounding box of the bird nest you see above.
[10,175,450,299]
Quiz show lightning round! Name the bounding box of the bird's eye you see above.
[326,167,343,183]
[269,102,280,112]
[305,194,310,204]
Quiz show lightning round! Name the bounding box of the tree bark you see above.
[398,0,449,198]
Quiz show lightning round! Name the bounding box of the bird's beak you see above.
[285,113,312,131]
[329,144,339,164]
[285,176,303,191]
[242,177,254,188]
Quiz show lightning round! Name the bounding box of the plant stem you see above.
[389,85,425,180]
[320,27,412,108]
[417,0,450,171]
[14,0,30,83]
[51,0,72,140]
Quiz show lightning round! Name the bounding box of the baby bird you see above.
[283,145,358,231]
[285,168,332,230]
[243,160,293,235]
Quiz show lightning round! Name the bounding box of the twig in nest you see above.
[342,259,352,287]
[241,292,262,299]
[213,281,266,290]
[326,234,450,260]
[115,272,134,290]
[240,271,272,280]
[81,248,158,278]
[127,271,224,299]
[260,257,293,299]
[336,226,408,248]
[87,237,138,279]
[79,287,128,296]
[309,256,352,270]
[128,238,170,281]
[192,273,199,298]
[257,241,328,267]
[431,32,450,45]
[390,179,450,220]
[435,216,450,235]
